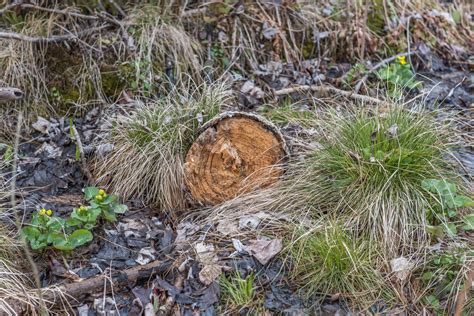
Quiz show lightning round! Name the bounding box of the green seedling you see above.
[83,187,128,222]
[422,179,473,237]
[21,208,92,251]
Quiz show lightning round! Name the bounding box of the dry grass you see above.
[93,79,232,211]
[201,103,459,254]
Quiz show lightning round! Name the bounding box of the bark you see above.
[185,112,288,205]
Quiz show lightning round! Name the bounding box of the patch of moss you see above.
[101,64,129,101]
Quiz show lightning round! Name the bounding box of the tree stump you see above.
[185,112,287,205]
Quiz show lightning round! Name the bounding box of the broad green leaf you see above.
[425,294,441,309]
[444,223,457,237]
[48,232,67,244]
[454,195,474,208]
[113,204,128,214]
[66,218,82,227]
[426,225,444,238]
[83,187,99,200]
[31,238,48,250]
[102,194,118,205]
[21,226,40,240]
[103,210,117,222]
[68,229,93,247]
[462,214,474,231]
[71,209,88,221]
[46,217,65,232]
[421,272,434,282]
[53,240,74,251]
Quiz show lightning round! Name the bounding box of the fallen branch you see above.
[59,259,172,300]
[0,25,109,43]
[354,51,415,93]
[274,84,388,105]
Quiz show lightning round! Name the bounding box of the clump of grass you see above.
[309,107,455,250]
[219,270,261,314]
[204,105,458,253]
[289,224,391,310]
[94,80,231,211]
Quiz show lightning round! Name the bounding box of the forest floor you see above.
[0,1,473,315]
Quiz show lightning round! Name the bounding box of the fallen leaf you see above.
[32,117,51,134]
[199,264,222,285]
[136,247,156,265]
[194,242,217,264]
[216,219,239,235]
[244,238,283,265]
[239,211,270,230]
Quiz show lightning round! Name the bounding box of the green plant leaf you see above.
[46,217,66,232]
[102,194,118,205]
[68,229,93,247]
[83,187,99,200]
[426,225,444,238]
[461,214,474,231]
[444,223,457,237]
[454,195,474,208]
[21,226,40,240]
[425,294,441,310]
[66,218,82,227]
[103,210,117,222]
[30,238,48,250]
[48,232,67,244]
[113,204,128,214]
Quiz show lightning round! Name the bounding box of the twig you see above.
[10,113,47,314]
[0,25,109,43]
[180,7,207,18]
[354,51,415,93]
[274,84,388,106]
[70,125,93,182]
[15,3,100,20]
[454,261,474,316]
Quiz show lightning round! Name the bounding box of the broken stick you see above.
[274,84,388,106]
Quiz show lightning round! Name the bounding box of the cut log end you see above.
[185,112,287,205]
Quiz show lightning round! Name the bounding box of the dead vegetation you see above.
[0,0,472,315]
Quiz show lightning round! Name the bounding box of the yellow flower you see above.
[397,55,407,65]
[46,209,53,216]
[98,189,106,196]
[39,208,46,216]
[95,194,103,201]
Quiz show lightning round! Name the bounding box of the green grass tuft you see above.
[94,80,231,211]
[289,224,392,310]
[219,270,261,314]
